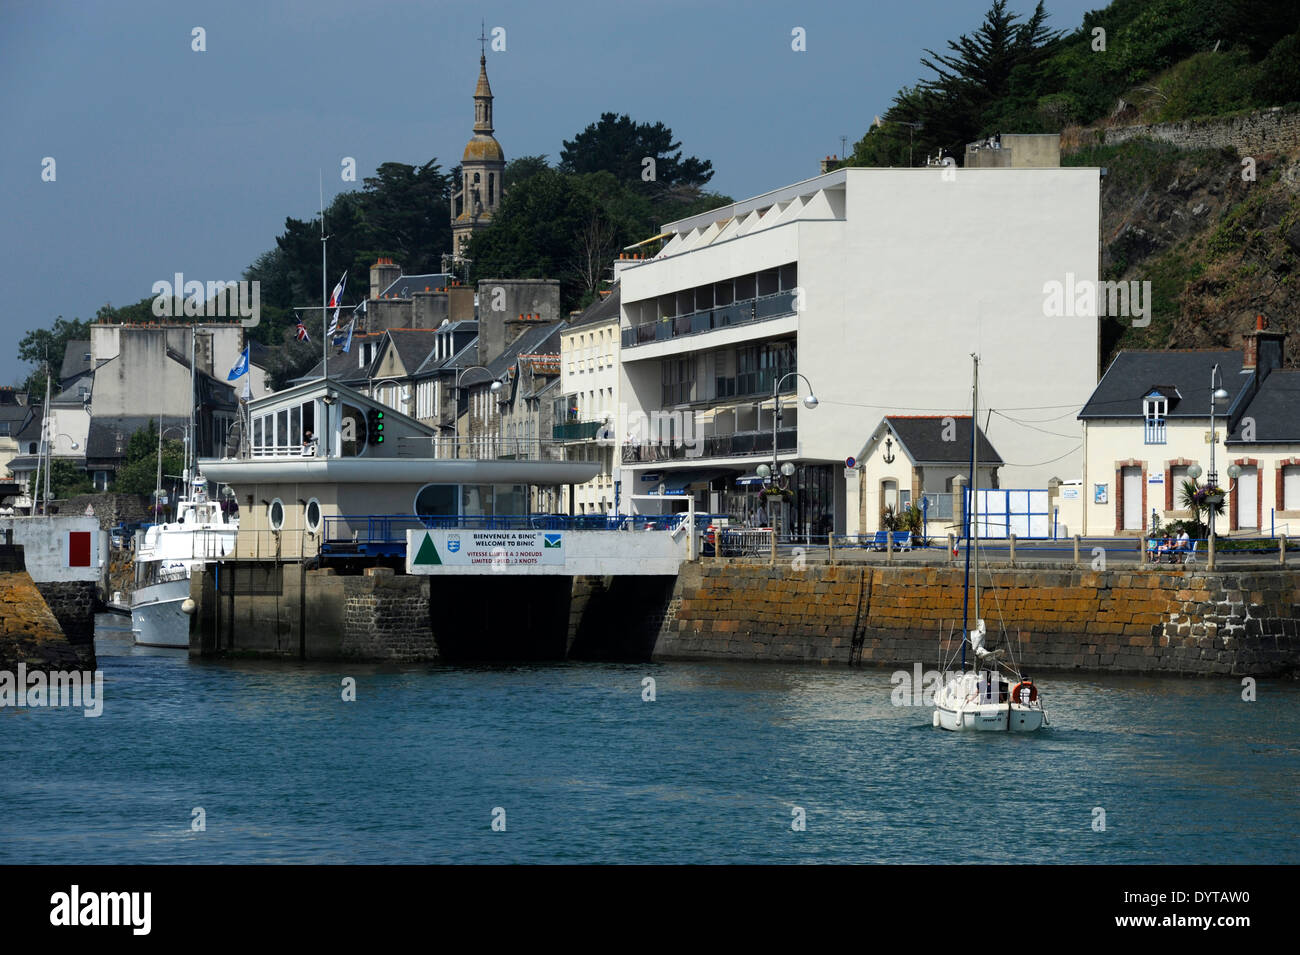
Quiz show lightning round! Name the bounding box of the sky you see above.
[0,0,1105,387]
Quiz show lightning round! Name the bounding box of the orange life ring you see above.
[1011,680,1038,704]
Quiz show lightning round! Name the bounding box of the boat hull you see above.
[934,702,1045,732]
[130,577,191,649]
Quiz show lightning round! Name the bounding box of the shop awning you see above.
[735,474,766,486]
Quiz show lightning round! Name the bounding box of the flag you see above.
[226,345,249,381]
[341,319,354,354]
[295,317,310,342]
[332,317,352,347]
[242,374,252,400]
[327,272,347,337]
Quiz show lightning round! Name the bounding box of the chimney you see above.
[369,256,401,300]
[1242,313,1285,382]
[820,154,838,174]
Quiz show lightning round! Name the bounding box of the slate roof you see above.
[382,328,440,376]
[869,415,1003,466]
[1227,369,1300,444]
[413,324,480,376]
[1079,350,1247,419]
[569,285,620,329]
[60,341,92,384]
[485,323,562,380]
[291,334,385,385]
[379,273,452,298]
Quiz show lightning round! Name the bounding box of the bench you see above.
[871,531,913,552]
[891,531,913,552]
[1181,540,1199,564]
[867,531,889,550]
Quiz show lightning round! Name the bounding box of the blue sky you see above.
[0,0,1104,385]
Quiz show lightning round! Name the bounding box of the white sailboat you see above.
[933,355,1047,732]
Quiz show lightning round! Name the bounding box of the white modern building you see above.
[616,165,1101,535]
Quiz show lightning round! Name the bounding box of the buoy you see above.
[181,598,196,615]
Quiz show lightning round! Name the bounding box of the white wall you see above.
[0,516,104,582]
[797,168,1098,489]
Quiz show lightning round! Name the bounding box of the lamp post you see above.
[41,432,81,513]
[1205,363,1231,549]
[369,377,410,416]
[154,424,187,523]
[452,365,503,458]
[755,372,817,535]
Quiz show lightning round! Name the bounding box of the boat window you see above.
[268,498,285,531]
[305,498,322,532]
[276,410,289,452]
[290,406,301,448]
[414,484,457,517]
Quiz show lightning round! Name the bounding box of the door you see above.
[1122,467,1143,530]
[881,479,898,516]
[1237,466,1258,529]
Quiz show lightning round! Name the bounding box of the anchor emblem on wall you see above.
[883,435,895,464]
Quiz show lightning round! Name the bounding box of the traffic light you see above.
[367,408,385,445]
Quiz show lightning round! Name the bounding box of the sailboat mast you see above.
[972,355,980,629]
[320,171,328,379]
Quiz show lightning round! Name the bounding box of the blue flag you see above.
[227,346,249,380]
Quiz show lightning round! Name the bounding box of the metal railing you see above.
[622,289,798,348]
[622,427,797,463]
[553,421,603,441]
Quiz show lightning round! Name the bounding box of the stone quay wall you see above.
[1,562,94,671]
[35,580,98,651]
[193,564,438,661]
[654,562,1300,676]
[1097,106,1300,156]
[339,569,437,661]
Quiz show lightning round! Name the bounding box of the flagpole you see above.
[320,171,328,380]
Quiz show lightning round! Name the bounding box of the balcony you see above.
[622,289,798,349]
[1144,419,1167,445]
[622,427,797,463]
[553,420,603,441]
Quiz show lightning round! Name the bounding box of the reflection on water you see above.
[0,616,1296,863]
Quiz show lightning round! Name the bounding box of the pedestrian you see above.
[755,501,768,527]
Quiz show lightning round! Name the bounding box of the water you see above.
[2,616,1297,863]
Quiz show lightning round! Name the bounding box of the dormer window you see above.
[1143,390,1167,445]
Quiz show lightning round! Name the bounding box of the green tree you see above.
[559,113,714,192]
[504,154,550,189]
[18,315,91,395]
[46,459,94,499]
[112,421,185,496]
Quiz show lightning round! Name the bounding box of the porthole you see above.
[305,498,322,533]
[268,498,285,531]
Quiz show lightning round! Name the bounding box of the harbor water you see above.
[1,615,1297,864]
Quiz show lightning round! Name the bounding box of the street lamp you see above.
[39,433,81,513]
[369,377,411,416]
[452,365,503,458]
[760,372,817,532]
[1205,363,1231,550]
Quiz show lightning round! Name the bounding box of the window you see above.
[268,498,285,530]
[304,498,322,533]
[1170,465,1192,509]
[0,422,8,436]
[1285,466,1300,511]
[1143,392,1167,445]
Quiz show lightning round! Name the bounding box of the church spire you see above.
[474,23,493,133]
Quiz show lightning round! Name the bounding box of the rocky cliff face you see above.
[1067,133,1300,368]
